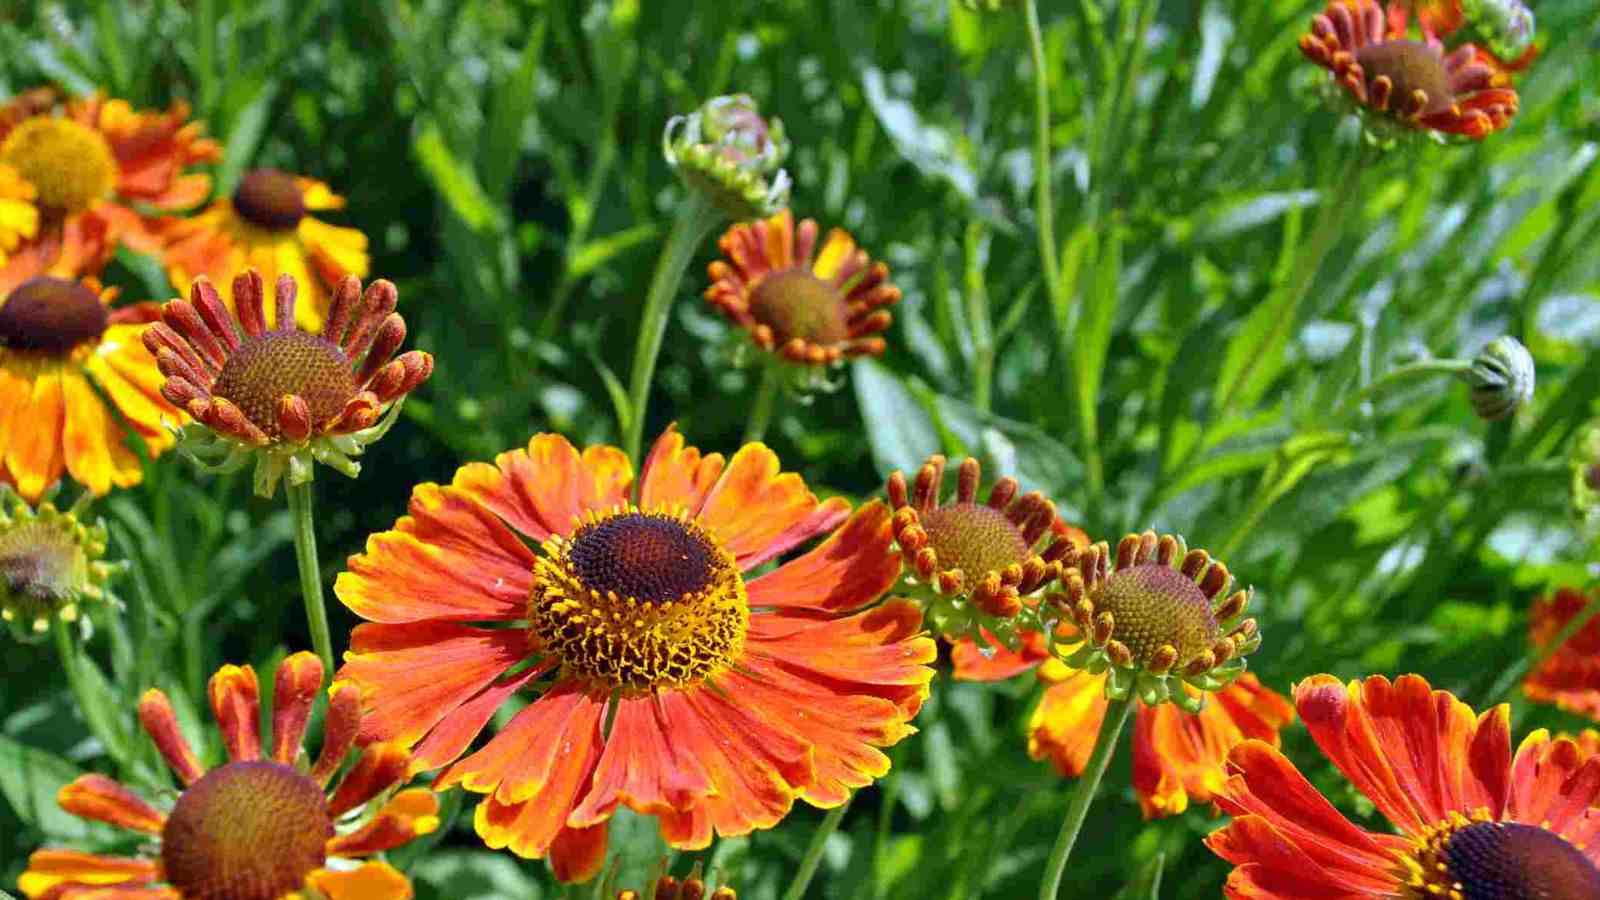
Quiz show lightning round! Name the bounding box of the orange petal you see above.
[638,425,726,513]
[745,501,899,613]
[407,666,543,774]
[745,600,935,719]
[437,684,605,804]
[311,684,363,787]
[271,652,324,764]
[326,788,440,856]
[1508,730,1600,846]
[18,849,160,897]
[59,372,118,497]
[1026,665,1109,778]
[57,775,165,834]
[335,622,529,748]
[305,861,414,900]
[1206,815,1390,899]
[136,689,204,786]
[336,482,536,624]
[451,434,632,542]
[567,694,716,828]
[549,822,610,884]
[7,362,65,501]
[328,742,411,817]
[1524,588,1600,722]
[207,663,262,762]
[950,629,1049,683]
[695,443,846,566]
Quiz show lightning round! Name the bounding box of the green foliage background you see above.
[1,1,1598,897]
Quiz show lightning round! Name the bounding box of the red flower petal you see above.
[1508,730,1600,857]
[950,629,1049,683]
[1132,675,1295,819]
[407,666,544,775]
[745,600,935,719]
[696,443,843,566]
[451,434,631,541]
[566,694,717,828]
[271,652,323,764]
[207,663,262,762]
[746,501,900,613]
[57,775,165,835]
[1208,818,1392,899]
[639,425,725,513]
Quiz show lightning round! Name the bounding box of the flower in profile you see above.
[885,455,1083,645]
[1048,531,1259,712]
[0,89,218,288]
[952,633,1293,818]
[333,426,932,881]
[1461,334,1534,420]
[144,270,432,496]
[1298,0,1523,140]
[0,164,39,266]
[1523,587,1600,721]
[616,864,735,900]
[0,275,180,500]
[705,210,899,384]
[19,652,438,900]
[0,487,123,638]
[664,94,791,220]
[161,169,370,330]
[1206,673,1600,898]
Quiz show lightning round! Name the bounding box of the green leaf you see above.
[413,120,503,234]
[852,359,940,478]
[1113,851,1165,900]
[0,736,113,842]
[412,848,544,900]
[214,79,280,197]
[1212,199,1308,414]
[569,224,661,279]
[481,19,545,201]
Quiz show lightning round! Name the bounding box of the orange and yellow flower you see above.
[161,169,369,330]
[1298,0,1522,139]
[0,164,39,267]
[952,632,1294,818]
[0,89,218,291]
[0,276,179,500]
[1523,586,1600,721]
[704,209,899,368]
[1206,673,1600,898]
[333,426,934,882]
[20,652,437,900]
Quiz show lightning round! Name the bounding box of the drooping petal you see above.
[56,775,165,835]
[406,666,544,774]
[305,861,414,900]
[548,823,611,884]
[950,629,1049,683]
[745,501,900,613]
[18,851,160,897]
[1207,816,1396,899]
[326,788,441,857]
[566,694,717,828]
[1027,663,1110,778]
[745,599,935,719]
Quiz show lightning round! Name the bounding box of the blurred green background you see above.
[2,1,1599,897]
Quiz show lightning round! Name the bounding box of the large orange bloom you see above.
[0,163,39,266]
[0,276,179,500]
[952,631,1293,818]
[1523,586,1600,721]
[20,652,437,900]
[0,90,218,292]
[1207,673,1600,899]
[334,427,934,882]
[161,169,369,329]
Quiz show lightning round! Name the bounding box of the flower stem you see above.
[964,221,996,416]
[286,481,333,680]
[1021,0,1062,311]
[783,794,853,900]
[623,193,723,465]
[1038,694,1133,900]
[53,618,124,766]
[743,364,782,445]
[1338,359,1474,416]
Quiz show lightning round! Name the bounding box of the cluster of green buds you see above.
[1572,419,1600,536]
[0,486,123,639]
[663,94,791,221]
[1460,0,1536,63]
[1462,335,1536,421]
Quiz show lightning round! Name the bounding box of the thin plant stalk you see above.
[623,193,722,464]
[1021,0,1062,310]
[1486,586,1600,703]
[286,481,333,680]
[965,221,996,415]
[743,364,783,444]
[783,794,853,900]
[1038,695,1134,900]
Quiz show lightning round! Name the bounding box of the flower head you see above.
[19,652,437,900]
[0,275,181,500]
[665,94,790,220]
[1206,673,1600,899]
[0,164,40,267]
[1523,587,1600,722]
[705,210,899,385]
[161,168,370,330]
[1049,531,1258,712]
[1461,334,1534,420]
[1298,0,1523,140]
[886,454,1085,645]
[333,426,932,882]
[0,89,218,289]
[0,487,122,638]
[144,270,432,496]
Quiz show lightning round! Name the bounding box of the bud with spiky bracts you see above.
[1460,335,1534,421]
[0,486,124,639]
[1460,0,1536,64]
[664,94,791,221]
[1047,531,1258,713]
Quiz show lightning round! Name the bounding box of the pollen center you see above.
[1404,819,1600,900]
[749,269,850,346]
[0,117,117,213]
[160,761,333,900]
[530,509,749,692]
[1355,40,1454,116]
[0,277,109,355]
[210,330,355,439]
[919,502,1031,578]
[232,168,307,231]
[1096,563,1221,665]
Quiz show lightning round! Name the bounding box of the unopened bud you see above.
[1461,336,1534,420]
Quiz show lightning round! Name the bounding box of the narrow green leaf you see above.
[414,120,503,234]
[569,224,661,280]
[852,359,940,477]
[0,736,112,842]
[214,79,279,198]
[481,17,546,201]
[1113,851,1165,900]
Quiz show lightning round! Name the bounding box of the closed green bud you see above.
[664,94,791,220]
[1460,336,1535,420]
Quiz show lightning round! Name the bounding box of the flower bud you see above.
[1460,336,1534,421]
[664,94,791,220]
[1460,0,1536,63]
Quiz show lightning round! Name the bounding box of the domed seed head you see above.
[0,277,108,354]
[232,169,307,231]
[209,331,356,440]
[1096,563,1223,668]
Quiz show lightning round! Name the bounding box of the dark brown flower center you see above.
[0,277,108,354]
[568,513,717,603]
[160,761,332,900]
[749,269,850,346]
[1097,563,1220,665]
[1355,40,1454,116]
[1445,822,1600,900]
[232,168,307,231]
[210,330,355,439]
[1585,464,1600,492]
[919,502,1031,579]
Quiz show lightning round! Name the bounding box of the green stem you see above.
[964,221,995,415]
[286,481,333,680]
[1038,695,1133,900]
[1021,0,1063,311]
[622,193,722,465]
[743,364,782,445]
[1339,359,1473,417]
[783,795,853,900]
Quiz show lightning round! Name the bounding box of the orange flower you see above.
[952,632,1293,818]
[704,209,899,368]
[161,169,369,330]
[0,89,218,291]
[1523,586,1600,721]
[19,652,437,900]
[1206,673,1600,898]
[0,164,39,266]
[333,426,934,882]
[0,276,179,500]
[1298,0,1521,139]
